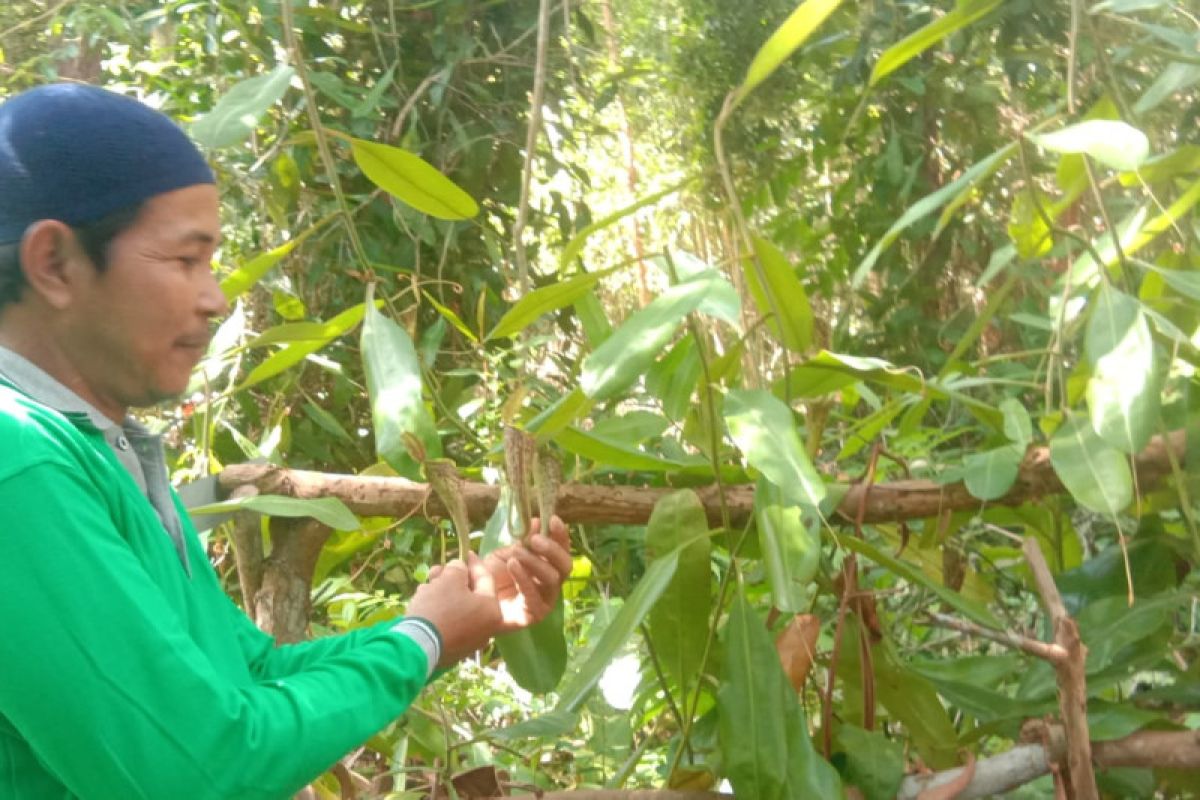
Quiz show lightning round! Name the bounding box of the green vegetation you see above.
[3,0,1198,796]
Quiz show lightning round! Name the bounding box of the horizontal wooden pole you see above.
[216,430,1186,528]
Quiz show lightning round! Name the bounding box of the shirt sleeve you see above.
[223,597,441,682]
[0,461,430,800]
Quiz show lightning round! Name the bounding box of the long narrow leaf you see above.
[737,0,846,101]
[869,0,1002,86]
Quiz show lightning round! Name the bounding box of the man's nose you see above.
[199,266,230,319]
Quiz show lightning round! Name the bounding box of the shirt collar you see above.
[0,345,126,433]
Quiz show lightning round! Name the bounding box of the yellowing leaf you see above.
[351,137,478,220]
[738,0,846,100]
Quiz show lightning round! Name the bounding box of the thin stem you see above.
[512,0,554,294]
[280,0,374,278]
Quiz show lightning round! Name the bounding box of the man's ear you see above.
[18,220,89,310]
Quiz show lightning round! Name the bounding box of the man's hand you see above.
[406,552,501,667]
[483,515,572,631]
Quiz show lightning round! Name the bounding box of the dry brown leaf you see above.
[776,613,821,693]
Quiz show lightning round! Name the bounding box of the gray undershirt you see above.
[0,346,191,575]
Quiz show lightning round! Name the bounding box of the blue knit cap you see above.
[0,83,214,243]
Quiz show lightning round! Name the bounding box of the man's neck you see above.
[0,315,126,423]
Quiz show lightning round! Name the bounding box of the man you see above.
[0,83,571,799]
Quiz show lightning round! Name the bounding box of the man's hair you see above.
[0,203,145,311]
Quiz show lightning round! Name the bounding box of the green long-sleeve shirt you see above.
[0,378,433,799]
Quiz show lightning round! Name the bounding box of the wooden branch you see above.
[1022,537,1098,800]
[897,729,1200,799]
[923,611,1066,663]
[214,430,1186,527]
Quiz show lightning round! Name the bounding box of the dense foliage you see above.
[3,0,1199,797]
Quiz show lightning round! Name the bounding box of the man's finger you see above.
[507,557,547,619]
[527,534,573,579]
[438,558,470,587]
[467,551,496,597]
[510,546,561,587]
[428,564,444,580]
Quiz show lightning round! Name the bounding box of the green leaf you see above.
[488,267,615,340]
[854,144,1014,286]
[496,600,568,694]
[1000,398,1033,446]
[554,427,694,472]
[422,291,478,343]
[188,494,359,531]
[1049,416,1132,514]
[738,0,846,100]
[719,592,842,798]
[1134,62,1200,116]
[580,275,726,401]
[238,302,373,390]
[869,0,1002,86]
[1136,260,1200,301]
[554,536,693,713]
[963,444,1023,501]
[834,725,904,800]
[870,642,961,770]
[1085,286,1160,453]
[724,389,826,509]
[559,179,693,271]
[221,240,298,301]
[361,288,441,476]
[1029,120,1151,172]
[526,389,595,441]
[745,236,813,352]
[646,490,711,711]
[482,490,569,693]
[590,410,671,445]
[350,137,479,220]
[754,478,820,613]
[717,595,789,800]
[191,63,294,149]
[645,334,703,421]
[840,534,1002,628]
[1007,189,1055,259]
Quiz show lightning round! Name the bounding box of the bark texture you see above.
[216,430,1186,528]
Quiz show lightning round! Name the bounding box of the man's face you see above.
[63,184,227,413]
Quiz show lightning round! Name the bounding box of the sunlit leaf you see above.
[755,478,820,613]
[488,268,615,340]
[554,427,695,472]
[189,494,359,531]
[559,179,693,271]
[422,291,478,343]
[738,0,846,100]
[1085,286,1160,453]
[725,389,826,509]
[869,0,1002,86]
[351,137,478,220]
[361,287,441,476]
[191,63,294,148]
[646,490,711,712]
[745,236,813,352]
[580,274,727,400]
[1029,120,1151,172]
[554,536,695,712]
[238,302,373,390]
[1049,416,1133,514]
